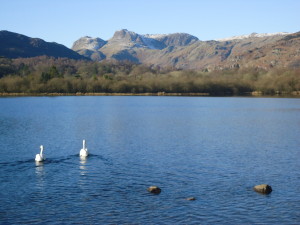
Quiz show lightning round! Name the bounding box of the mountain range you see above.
[1,29,299,71]
[72,29,300,70]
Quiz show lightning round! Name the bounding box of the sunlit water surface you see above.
[0,96,299,224]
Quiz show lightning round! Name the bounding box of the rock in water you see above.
[253,184,272,194]
[147,186,161,194]
[186,197,196,201]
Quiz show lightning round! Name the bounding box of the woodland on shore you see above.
[0,56,299,96]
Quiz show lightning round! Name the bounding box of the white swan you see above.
[80,140,88,157]
[35,145,45,162]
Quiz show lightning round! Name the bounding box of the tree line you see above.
[0,56,299,95]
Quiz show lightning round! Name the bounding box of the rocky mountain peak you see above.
[111,29,140,41]
[72,36,106,51]
[109,29,164,49]
[152,33,199,46]
[108,29,199,49]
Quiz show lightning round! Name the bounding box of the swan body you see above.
[80,140,88,157]
[35,145,45,162]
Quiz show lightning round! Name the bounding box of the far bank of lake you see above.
[1,91,300,97]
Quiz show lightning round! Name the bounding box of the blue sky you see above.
[1,0,299,48]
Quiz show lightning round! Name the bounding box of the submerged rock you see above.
[147,186,161,194]
[253,184,272,194]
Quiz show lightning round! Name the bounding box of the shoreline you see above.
[0,92,209,97]
[0,91,300,97]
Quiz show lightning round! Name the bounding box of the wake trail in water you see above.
[0,153,113,170]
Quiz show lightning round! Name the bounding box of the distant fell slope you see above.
[72,36,107,61]
[217,32,290,41]
[231,31,300,69]
[147,32,199,47]
[0,30,86,60]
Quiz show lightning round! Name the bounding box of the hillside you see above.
[0,30,86,60]
[0,29,299,72]
[72,29,300,70]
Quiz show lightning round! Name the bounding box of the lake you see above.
[0,96,299,224]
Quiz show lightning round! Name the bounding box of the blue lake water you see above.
[0,96,299,224]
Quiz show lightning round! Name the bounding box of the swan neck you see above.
[83,140,86,149]
[40,145,44,155]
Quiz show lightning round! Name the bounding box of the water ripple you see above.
[1,96,300,224]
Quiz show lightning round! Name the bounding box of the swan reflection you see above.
[35,161,45,190]
[79,157,87,176]
[35,161,44,175]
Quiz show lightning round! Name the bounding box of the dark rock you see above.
[147,186,161,194]
[253,184,272,194]
[186,197,196,201]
